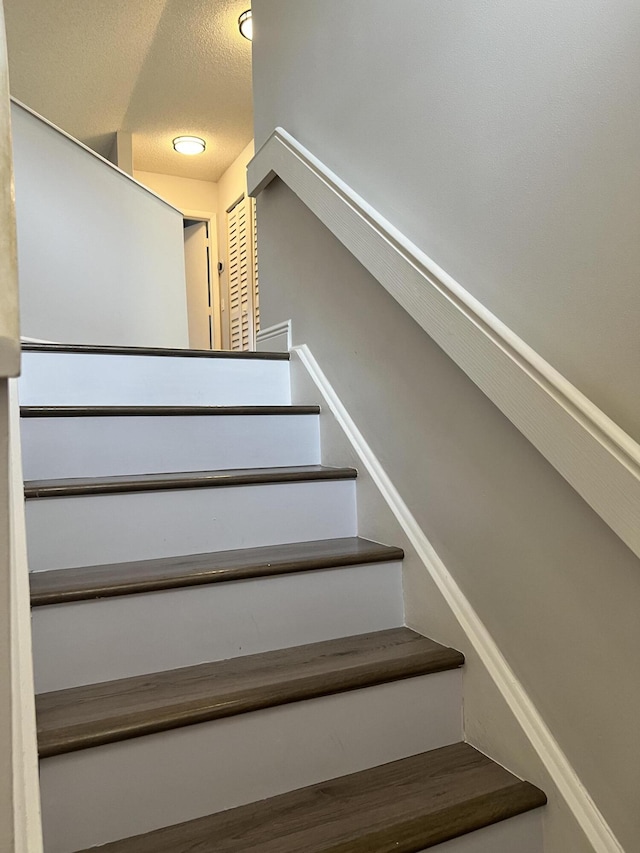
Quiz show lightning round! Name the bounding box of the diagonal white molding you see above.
[249,128,640,563]
[294,341,624,853]
[11,99,181,216]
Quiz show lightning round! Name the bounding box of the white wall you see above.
[0,35,19,377]
[253,0,640,443]
[12,104,189,348]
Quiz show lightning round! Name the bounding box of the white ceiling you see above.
[4,0,254,181]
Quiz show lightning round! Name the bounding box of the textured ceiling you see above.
[4,0,254,181]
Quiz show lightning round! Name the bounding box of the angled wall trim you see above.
[293,341,624,853]
[248,128,640,562]
[256,319,292,353]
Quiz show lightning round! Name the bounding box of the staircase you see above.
[21,342,546,852]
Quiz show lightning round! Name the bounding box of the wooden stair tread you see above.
[21,342,289,360]
[73,743,546,852]
[30,537,404,606]
[20,404,320,417]
[24,465,357,498]
[36,628,464,758]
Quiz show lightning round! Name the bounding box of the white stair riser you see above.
[33,562,404,691]
[40,671,463,853]
[418,809,543,852]
[21,414,320,479]
[26,480,357,571]
[19,352,291,406]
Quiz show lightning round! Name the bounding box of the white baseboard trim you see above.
[293,341,623,853]
[256,320,292,353]
[7,379,44,851]
[249,128,640,564]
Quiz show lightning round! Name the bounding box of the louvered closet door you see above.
[227,197,251,351]
[227,196,259,351]
[252,198,260,336]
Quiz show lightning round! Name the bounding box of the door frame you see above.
[181,208,221,350]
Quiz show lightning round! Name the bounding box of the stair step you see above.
[21,404,319,417]
[21,342,289,360]
[31,539,404,691]
[24,465,357,499]
[19,349,292,406]
[21,406,322,479]
[72,743,546,853]
[30,537,403,606]
[40,666,462,851]
[26,475,357,571]
[36,628,464,758]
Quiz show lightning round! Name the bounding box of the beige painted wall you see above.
[253,0,640,444]
[134,170,219,215]
[256,181,640,852]
[1,12,42,848]
[216,140,254,349]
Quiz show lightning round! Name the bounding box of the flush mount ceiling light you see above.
[172,136,206,155]
[238,9,253,40]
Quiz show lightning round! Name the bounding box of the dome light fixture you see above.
[238,9,253,40]
[172,136,206,156]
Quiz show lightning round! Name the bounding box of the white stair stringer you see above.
[19,351,291,406]
[39,670,463,853]
[26,479,357,571]
[21,412,321,479]
[32,561,404,692]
